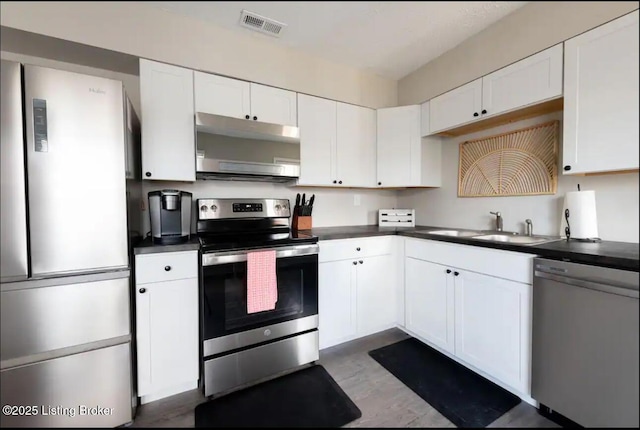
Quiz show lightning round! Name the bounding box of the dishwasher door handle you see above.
[534,270,639,299]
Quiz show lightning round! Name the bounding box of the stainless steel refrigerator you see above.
[0,60,140,427]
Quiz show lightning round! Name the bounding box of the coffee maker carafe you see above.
[148,190,192,244]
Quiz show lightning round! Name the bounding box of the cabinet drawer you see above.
[319,236,394,263]
[135,250,198,284]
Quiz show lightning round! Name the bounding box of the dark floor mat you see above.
[194,365,361,428]
[369,337,520,428]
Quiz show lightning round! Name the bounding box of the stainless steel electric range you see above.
[197,198,319,397]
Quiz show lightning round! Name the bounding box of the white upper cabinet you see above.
[429,79,483,134]
[428,44,564,135]
[420,101,430,137]
[194,72,250,120]
[336,103,377,187]
[250,83,297,127]
[298,94,336,186]
[563,11,639,175]
[140,59,195,182]
[297,95,376,187]
[193,72,297,126]
[377,105,441,188]
[482,44,563,118]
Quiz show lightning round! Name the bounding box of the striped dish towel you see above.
[246,250,278,314]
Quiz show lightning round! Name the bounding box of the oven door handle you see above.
[202,244,319,266]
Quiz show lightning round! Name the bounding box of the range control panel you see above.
[197,198,290,220]
[233,203,263,213]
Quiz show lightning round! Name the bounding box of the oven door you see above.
[201,244,318,356]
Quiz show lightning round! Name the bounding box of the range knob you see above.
[200,205,208,212]
[210,205,218,212]
[275,204,282,211]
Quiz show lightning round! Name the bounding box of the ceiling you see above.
[146,1,528,80]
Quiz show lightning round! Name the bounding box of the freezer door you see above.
[24,65,129,276]
[1,273,130,365]
[0,60,29,282]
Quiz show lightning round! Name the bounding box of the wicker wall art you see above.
[458,121,558,197]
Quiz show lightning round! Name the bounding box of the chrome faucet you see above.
[490,211,503,232]
[525,219,533,236]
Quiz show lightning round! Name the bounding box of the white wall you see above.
[141,181,398,234]
[399,2,639,104]
[398,112,639,243]
[0,1,397,109]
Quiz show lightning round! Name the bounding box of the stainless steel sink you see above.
[422,229,485,237]
[472,234,562,245]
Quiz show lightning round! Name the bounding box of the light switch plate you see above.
[353,194,361,206]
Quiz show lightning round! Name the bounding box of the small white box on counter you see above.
[378,209,415,227]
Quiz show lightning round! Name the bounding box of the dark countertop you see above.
[134,236,201,255]
[308,225,640,272]
[307,225,408,240]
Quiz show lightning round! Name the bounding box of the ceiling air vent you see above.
[239,10,286,37]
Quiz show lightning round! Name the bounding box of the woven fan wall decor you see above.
[458,121,558,197]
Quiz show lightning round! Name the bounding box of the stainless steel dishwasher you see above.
[532,258,639,427]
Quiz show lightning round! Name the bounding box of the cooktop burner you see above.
[199,230,317,253]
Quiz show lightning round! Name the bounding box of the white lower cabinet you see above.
[356,254,396,337]
[135,250,199,404]
[405,258,454,354]
[403,238,533,396]
[318,260,357,349]
[318,238,396,349]
[454,270,531,394]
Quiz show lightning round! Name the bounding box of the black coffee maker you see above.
[148,190,192,244]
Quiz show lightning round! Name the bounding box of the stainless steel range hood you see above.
[196,112,300,144]
[195,112,301,182]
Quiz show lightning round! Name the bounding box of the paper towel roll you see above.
[564,190,599,239]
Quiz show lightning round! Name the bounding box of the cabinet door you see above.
[563,10,639,174]
[404,258,455,354]
[140,59,195,181]
[136,277,199,396]
[482,44,563,117]
[377,105,420,187]
[336,103,376,187]
[420,101,430,137]
[429,79,482,133]
[356,254,396,337]
[318,260,356,349]
[297,94,336,186]
[454,270,531,393]
[194,72,251,120]
[249,83,297,126]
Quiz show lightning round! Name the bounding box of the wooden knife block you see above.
[292,215,312,231]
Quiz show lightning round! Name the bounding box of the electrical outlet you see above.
[353,194,361,206]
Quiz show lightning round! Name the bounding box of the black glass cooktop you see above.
[199,230,318,253]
